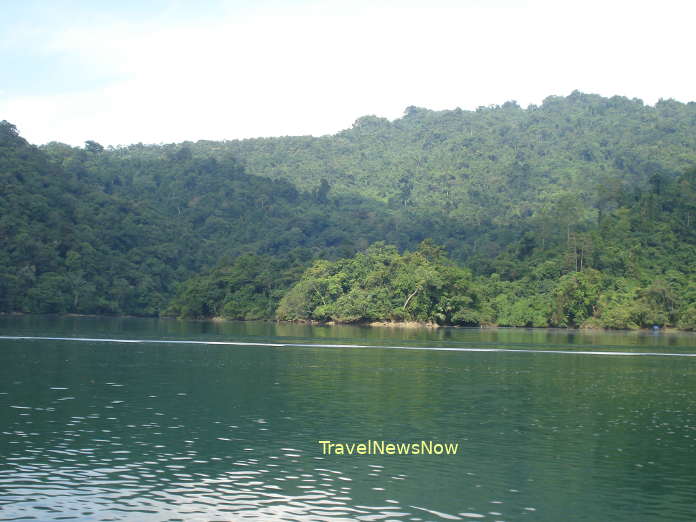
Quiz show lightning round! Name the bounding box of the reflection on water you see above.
[2,314,695,350]
[1,316,696,520]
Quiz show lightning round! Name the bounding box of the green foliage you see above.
[163,253,309,319]
[2,92,696,331]
[495,295,552,328]
[186,93,696,261]
[0,123,399,316]
[551,269,603,327]
[277,242,479,325]
[680,306,696,331]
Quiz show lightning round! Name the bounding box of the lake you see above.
[2,315,696,521]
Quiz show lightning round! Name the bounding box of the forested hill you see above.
[189,91,696,231]
[0,121,398,315]
[1,91,696,328]
[69,91,696,264]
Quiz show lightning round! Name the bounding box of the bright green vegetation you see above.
[276,241,480,325]
[1,91,695,329]
[275,213,696,329]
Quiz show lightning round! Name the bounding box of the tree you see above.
[85,140,104,153]
[315,178,330,204]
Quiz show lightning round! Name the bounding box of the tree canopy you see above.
[1,92,695,329]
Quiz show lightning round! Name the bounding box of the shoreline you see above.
[1,312,691,334]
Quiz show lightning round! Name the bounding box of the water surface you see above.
[2,316,696,521]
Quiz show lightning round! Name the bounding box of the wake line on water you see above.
[1,335,695,358]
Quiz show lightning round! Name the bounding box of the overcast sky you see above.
[1,0,694,146]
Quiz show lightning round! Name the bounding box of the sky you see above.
[1,0,694,147]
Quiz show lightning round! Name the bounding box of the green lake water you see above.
[2,315,696,521]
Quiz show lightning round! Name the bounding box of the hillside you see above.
[193,91,696,229]
[1,91,695,327]
[120,91,696,262]
[0,121,396,315]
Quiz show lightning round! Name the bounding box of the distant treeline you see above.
[1,91,695,329]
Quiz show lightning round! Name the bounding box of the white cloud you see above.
[2,0,695,146]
